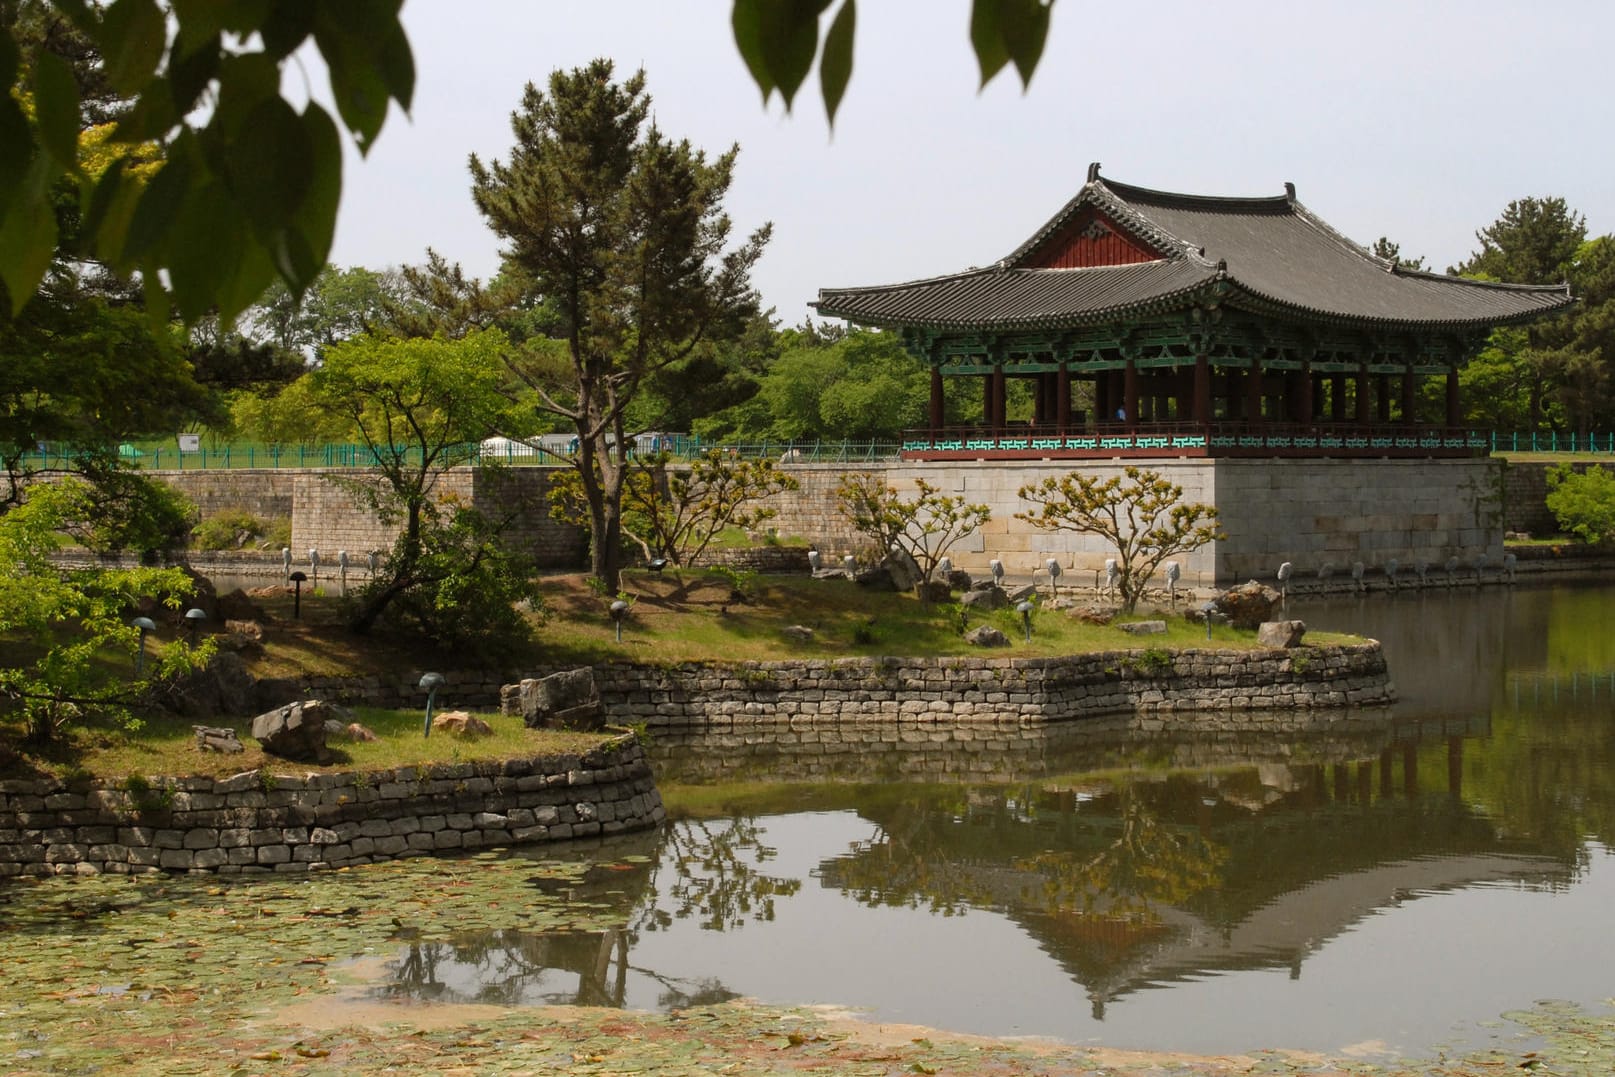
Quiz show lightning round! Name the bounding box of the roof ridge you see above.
[814,264,1003,299]
[1101,176,1294,212]
[1001,172,1215,270]
[1392,266,1574,296]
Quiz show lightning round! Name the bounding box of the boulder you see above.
[781,624,815,643]
[1118,620,1168,635]
[193,725,244,753]
[223,619,264,642]
[1069,605,1117,625]
[882,550,922,592]
[323,716,376,742]
[853,565,899,591]
[960,585,1008,611]
[432,711,493,738]
[945,568,973,592]
[1215,580,1282,630]
[1257,620,1308,648]
[216,589,266,622]
[251,700,340,762]
[504,668,604,730]
[916,580,953,604]
[1005,584,1037,603]
[162,651,257,718]
[963,625,1010,647]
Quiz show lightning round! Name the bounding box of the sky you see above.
[320,0,1615,324]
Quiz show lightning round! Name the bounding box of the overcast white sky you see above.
[321,0,1615,322]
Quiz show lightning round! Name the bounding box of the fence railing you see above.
[1489,431,1615,454]
[17,438,904,472]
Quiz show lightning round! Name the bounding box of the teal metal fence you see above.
[1490,431,1615,454]
[19,438,903,471]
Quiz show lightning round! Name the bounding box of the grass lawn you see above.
[3,568,1355,781]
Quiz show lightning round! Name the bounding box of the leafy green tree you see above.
[835,473,992,590]
[1016,467,1222,613]
[1545,465,1615,545]
[469,60,769,593]
[1371,236,1426,271]
[551,449,798,568]
[1454,197,1593,432]
[306,329,533,638]
[248,264,409,364]
[0,477,206,745]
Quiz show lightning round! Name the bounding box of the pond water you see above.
[4,582,1614,1060]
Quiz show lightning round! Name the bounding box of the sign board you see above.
[177,433,201,452]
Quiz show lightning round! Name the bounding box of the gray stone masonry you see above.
[0,736,662,878]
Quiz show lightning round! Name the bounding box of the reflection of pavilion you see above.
[817,166,1570,462]
[817,748,1573,1017]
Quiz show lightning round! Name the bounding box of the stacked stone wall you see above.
[0,738,663,878]
[594,645,1393,730]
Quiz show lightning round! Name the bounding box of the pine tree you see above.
[469,59,770,590]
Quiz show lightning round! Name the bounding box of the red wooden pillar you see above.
[1376,374,1392,422]
[991,365,1007,433]
[1056,363,1071,432]
[1446,368,1461,427]
[1245,361,1264,425]
[929,365,944,432]
[981,373,992,429]
[1298,363,1314,424]
[1193,354,1212,424]
[1401,367,1416,425]
[1355,363,1371,425]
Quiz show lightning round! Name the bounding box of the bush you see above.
[1545,465,1615,545]
[192,508,268,550]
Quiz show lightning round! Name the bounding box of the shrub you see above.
[192,508,268,550]
[1546,465,1615,545]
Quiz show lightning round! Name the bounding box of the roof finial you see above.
[1087,162,1101,183]
[1284,181,1296,200]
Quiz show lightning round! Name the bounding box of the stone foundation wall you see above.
[0,737,663,878]
[596,645,1394,731]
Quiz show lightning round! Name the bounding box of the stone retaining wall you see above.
[596,646,1394,731]
[0,737,663,878]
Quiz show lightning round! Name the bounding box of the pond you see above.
[3,582,1613,1063]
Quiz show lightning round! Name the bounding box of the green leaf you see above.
[731,0,777,102]
[210,52,283,138]
[259,0,318,59]
[99,0,169,97]
[81,157,129,248]
[970,0,1012,88]
[284,102,343,290]
[32,53,82,171]
[165,29,222,116]
[121,149,194,264]
[820,0,855,127]
[0,96,35,198]
[166,180,241,321]
[225,95,313,237]
[112,74,177,143]
[0,157,60,315]
[999,0,1052,88]
[376,18,416,113]
[0,22,18,87]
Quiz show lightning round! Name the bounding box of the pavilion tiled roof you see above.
[815,167,1573,333]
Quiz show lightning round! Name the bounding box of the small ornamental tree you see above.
[1016,466,1223,613]
[834,474,992,590]
[1546,464,1615,545]
[550,450,798,568]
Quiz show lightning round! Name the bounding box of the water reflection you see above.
[357,582,1615,1054]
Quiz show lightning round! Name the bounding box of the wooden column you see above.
[1193,354,1212,423]
[1401,367,1416,425]
[981,373,992,429]
[1331,374,1346,421]
[1245,361,1264,425]
[1095,372,1111,424]
[1446,368,1461,426]
[1123,358,1139,431]
[991,364,1006,433]
[1056,363,1071,432]
[929,365,944,432]
[1376,373,1392,422]
[1355,363,1371,425]
[1298,363,1314,424]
